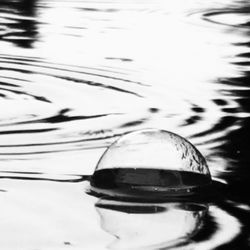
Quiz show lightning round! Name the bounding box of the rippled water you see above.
[1,0,250,249]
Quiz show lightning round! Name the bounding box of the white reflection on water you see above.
[0,180,113,250]
[0,0,249,167]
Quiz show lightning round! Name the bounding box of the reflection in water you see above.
[200,3,250,249]
[95,199,207,250]
[0,0,250,249]
[0,0,38,48]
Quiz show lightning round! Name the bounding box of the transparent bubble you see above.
[90,129,211,200]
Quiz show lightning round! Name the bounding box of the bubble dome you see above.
[90,129,211,200]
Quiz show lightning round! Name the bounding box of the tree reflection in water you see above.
[0,0,38,48]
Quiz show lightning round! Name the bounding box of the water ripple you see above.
[0,0,250,249]
[0,51,246,160]
[202,9,250,28]
[0,54,152,157]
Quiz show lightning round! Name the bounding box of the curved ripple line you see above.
[201,8,250,28]
[0,53,148,152]
[0,53,148,86]
[193,205,241,250]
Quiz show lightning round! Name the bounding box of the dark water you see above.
[1,0,250,249]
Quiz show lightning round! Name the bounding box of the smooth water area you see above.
[0,0,250,249]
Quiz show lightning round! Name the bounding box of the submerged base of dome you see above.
[90,167,212,201]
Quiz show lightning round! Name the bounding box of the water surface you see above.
[0,0,250,249]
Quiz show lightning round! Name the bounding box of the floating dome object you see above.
[90,129,211,200]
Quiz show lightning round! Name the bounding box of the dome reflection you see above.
[95,199,208,250]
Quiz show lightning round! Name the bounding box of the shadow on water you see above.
[0,0,38,48]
